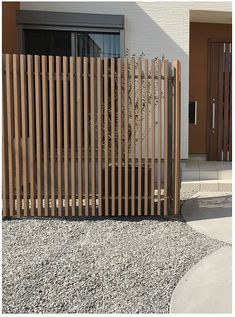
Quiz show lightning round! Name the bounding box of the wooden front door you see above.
[208,41,232,161]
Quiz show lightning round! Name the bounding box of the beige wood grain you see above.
[151,59,156,216]
[118,59,122,216]
[144,59,149,216]
[63,57,70,216]
[42,56,49,216]
[76,57,83,216]
[49,56,56,216]
[34,55,42,216]
[56,56,63,216]
[131,58,136,216]
[83,57,89,216]
[157,60,162,216]
[12,54,22,217]
[70,57,76,216]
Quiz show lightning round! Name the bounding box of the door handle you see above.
[212,98,215,132]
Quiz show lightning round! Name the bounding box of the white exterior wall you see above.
[21,1,232,159]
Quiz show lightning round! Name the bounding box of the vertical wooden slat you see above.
[83,57,89,216]
[77,57,83,216]
[137,58,142,216]
[34,55,42,216]
[229,43,232,161]
[27,55,36,215]
[131,59,135,216]
[151,60,156,216]
[42,56,49,216]
[12,54,21,217]
[90,57,96,216]
[97,58,102,216]
[6,55,15,217]
[144,59,149,216]
[173,60,181,215]
[63,57,69,216]
[2,55,9,217]
[49,56,56,216]
[157,61,162,216]
[70,56,76,217]
[163,60,169,217]
[223,43,229,161]
[56,56,63,216]
[111,58,116,216]
[118,59,122,216]
[124,58,129,216]
[20,55,28,217]
[217,44,224,160]
[104,58,109,216]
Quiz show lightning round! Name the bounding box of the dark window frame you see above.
[17,10,125,57]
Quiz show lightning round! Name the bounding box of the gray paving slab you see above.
[170,246,232,314]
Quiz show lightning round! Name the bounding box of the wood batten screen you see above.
[2,54,181,218]
[208,42,232,161]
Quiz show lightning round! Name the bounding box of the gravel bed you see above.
[2,215,227,314]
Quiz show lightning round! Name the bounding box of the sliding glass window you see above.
[23,28,122,58]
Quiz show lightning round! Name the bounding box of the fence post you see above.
[173,60,181,215]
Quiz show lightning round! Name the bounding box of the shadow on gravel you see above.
[3,214,185,223]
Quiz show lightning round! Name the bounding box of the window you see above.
[17,10,124,58]
[24,29,72,56]
[23,29,121,58]
[76,32,120,58]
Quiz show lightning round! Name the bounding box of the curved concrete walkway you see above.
[182,192,232,244]
[170,246,232,313]
[170,192,232,313]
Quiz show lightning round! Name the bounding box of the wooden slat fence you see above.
[2,54,181,218]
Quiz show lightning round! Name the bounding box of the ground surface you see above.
[2,212,226,314]
[170,246,232,313]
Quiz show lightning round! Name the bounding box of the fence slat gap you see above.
[90,57,96,216]
[104,58,109,216]
[137,58,142,216]
[111,58,116,216]
[151,59,156,216]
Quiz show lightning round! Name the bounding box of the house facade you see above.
[2,1,232,160]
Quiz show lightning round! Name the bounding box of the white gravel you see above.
[2,214,226,314]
